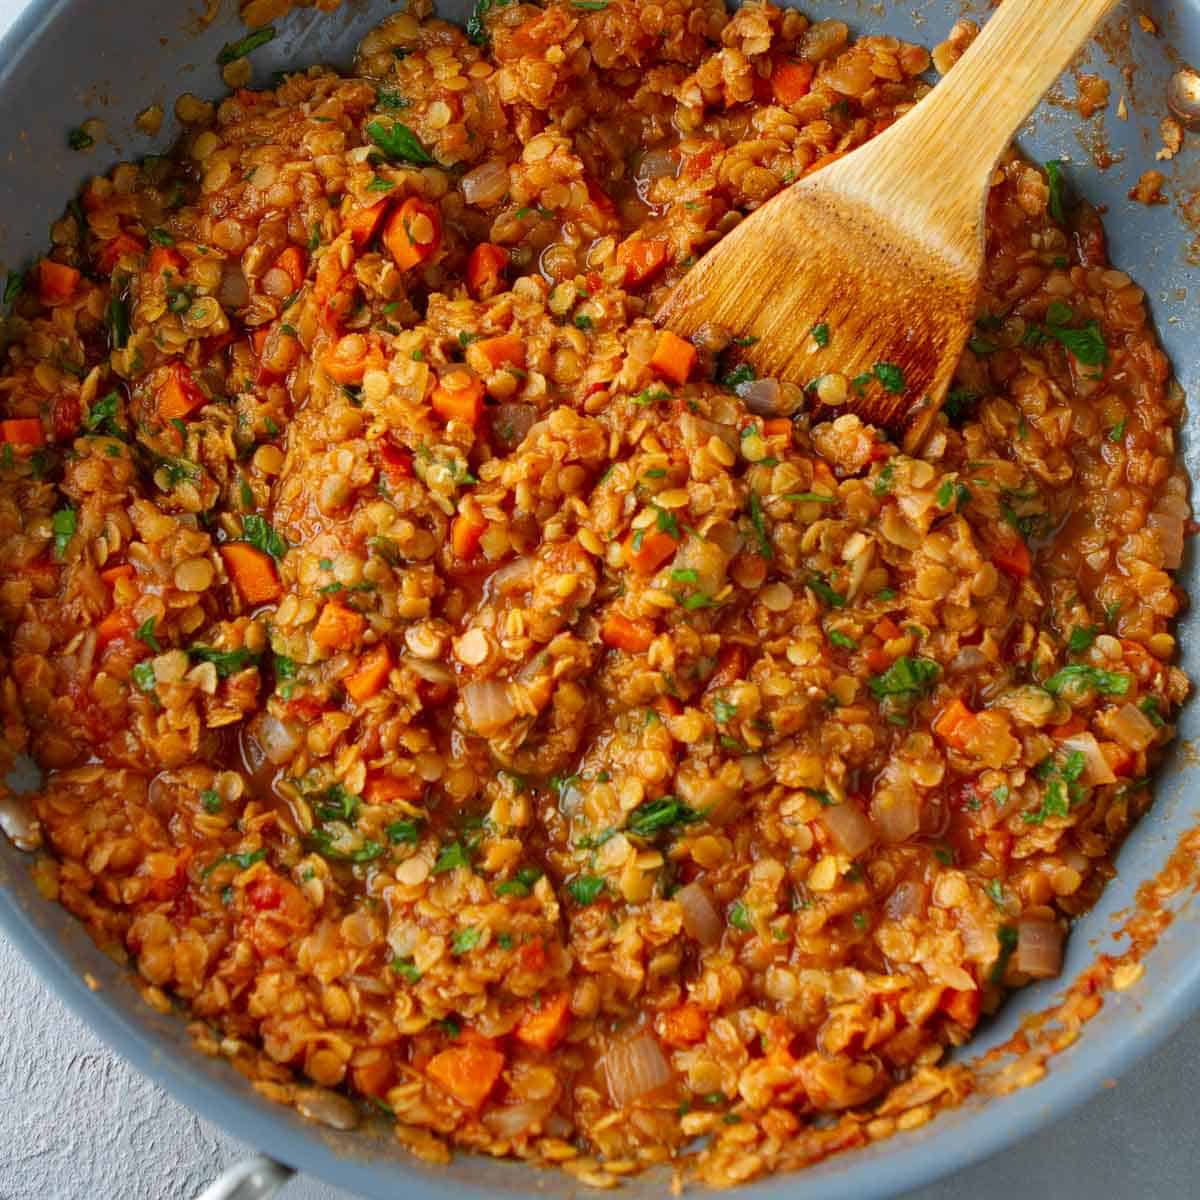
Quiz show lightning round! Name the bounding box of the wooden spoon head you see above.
[655,174,984,453]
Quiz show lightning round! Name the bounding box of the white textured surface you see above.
[0,0,1198,1197]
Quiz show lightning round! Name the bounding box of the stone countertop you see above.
[1,929,1198,1200]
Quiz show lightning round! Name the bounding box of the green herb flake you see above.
[873,362,906,394]
[1045,319,1108,367]
[200,789,222,814]
[627,796,703,839]
[452,927,482,955]
[366,119,435,165]
[828,630,858,651]
[1045,160,1066,223]
[391,957,421,983]
[386,820,421,845]
[131,661,157,693]
[135,617,161,653]
[873,464,895,496]
[1109,417,1127,442]
[1043,664,1131,697]
[432,841,470,874]
[985,879,1006,909]
[729,901,753,932]
[241,513,288,561]
[217,26,276,66]
[990,924,1019,983]
[67,126,94,152]
[747,492,773,560]
[722,363,755,391]
[1067,625,1098,655]
[868,655,939,701]
[811,322,831,348]
[51,507,77,559]
[187,644,261,679]
[567,875,605,905]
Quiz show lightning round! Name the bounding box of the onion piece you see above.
[491,403,537,449]
[254,713,301,765]
[404,656,455,685]
[490,555,535,595]
[885,880,927,921]
[604,1034,671,1108]
[1149,476,1190,570]
[0,793,40,851]
[737,376,787,418]
[218,263,250,308]
[821,802,874,857]
[636,148,678,183]
[1109,702,1157,752]
[871,787,920,844]
[676,882,722,946]
[296,1087,361,1131]
[461,158,510,207]
[462,678,517,734]
[1059,732,1117,786]
[1016,918,1064,979]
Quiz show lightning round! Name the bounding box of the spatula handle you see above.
[860,0,1119,233]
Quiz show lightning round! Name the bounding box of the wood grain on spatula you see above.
[656,0,1119,453]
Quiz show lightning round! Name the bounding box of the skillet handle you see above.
[194,1156,295,1200]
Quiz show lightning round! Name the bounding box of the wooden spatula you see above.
[656,0,1118,452]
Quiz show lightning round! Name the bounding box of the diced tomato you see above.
[148,245,186,277]
[246,875,285,911]
[97,231,147,275]
[514,992,571,1052]
[659,1002,709,1047]
[274,246,307,291]
[0,418,45,447]
[379,440,413,485]
[157,362,207,421]
[771,60,815,106]
[518,938,547,973]
[466,242,509,300]
[51,393,81,441]
[939,987,981,1029]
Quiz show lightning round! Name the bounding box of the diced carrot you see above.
[148,245,186,277]
[157,362,207,421]
[865,647,891,673]
[771,60,815,106]
[312,599,365,652]
[345,199,389,249]
[654,695,682,718]
[37,259,80,304]
[1100,740,1136,777]
[939,987,981,1029]
[100,563,136,588]
[275,246,307,291]
[933,697,976,750]
[622,528,677,575]
[650,330,696,385]
[350,1053,394,1099]
[318,335,386,386]
[659,1002,709,1048]
[872,616,901,642]
[1051,714,1088,741]
[96,607,137,649]
[431,374,485,426]
[0,418,45,446]
[762,418,793,438]
[466,242,509,299]
[708,644,746,691]
[518,937,547,973]
[220,543,282,607]
[364,772,423,804]
[993,539,1032,579]
[514,991,571,1053]
[379,440,413,485]
[383,197,442,271]
[582,178,618,228]
[426,1042,505,1110]
[96,231,146,275]
[601,612,654,653]
[474,334,525,371]
[451,508,488,560]
[616,237,669,288]
[343,643,393,704]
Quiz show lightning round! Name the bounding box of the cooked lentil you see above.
[0,0,1190,1186]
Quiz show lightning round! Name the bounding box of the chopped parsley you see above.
[131,661,157,692]
[386,820,421,844]
[452,927,482,955]
[187,644,261,678]
[1044,159,1066,223]
[203,848,266,877]
[391,957,421,983]
[217,26,276,65]
[811,322,830,347]
[746,492,773,560]
[627,795,703,838]
[1109,418,1127,442]
[729,901,753,931]
[721,363,755,390]
[806,572,846,609]
[567,875,605,904]
[241,513,288,560]
[873,464,895,496]
[200,789,222,814]
[135,617,161,653]
[67,126,94,151]
[1042,665,1131,697]
[868,655,939,701]
[366,119,435,165]
[51,507,76,559]
[990,924,1019,983]
[85,391,123,438]
[432,841,470,873]
[828,630,858,651]
[1044,320,1108,367]
[873,362,905,394]
[1066,625,1098,655]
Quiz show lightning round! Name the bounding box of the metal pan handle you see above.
[194,1156,295,1200]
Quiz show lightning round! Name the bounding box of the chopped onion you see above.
[296,1087,361,1131]
[1149,476,1190,570]
[676,882,722,946]
[1110,702,1157,752]
[821,802,874,857]
[461,158,510,207]
[1016,918,1064,979]
[490,555,535,595]
[404,656,455,685]
[737,376,789,418]
[604,1034,671,1108]
[254,713,301,765]
[491,403,537,449]
[871,787,920,844]
[483,1098,554,1139]
[218,263,250,308]
[0,794,40,851]
[948,646,987,675]
[1059,732,1117,786]
[885,880,927,921]
[462,678,517,734]
[636,148,678,183]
